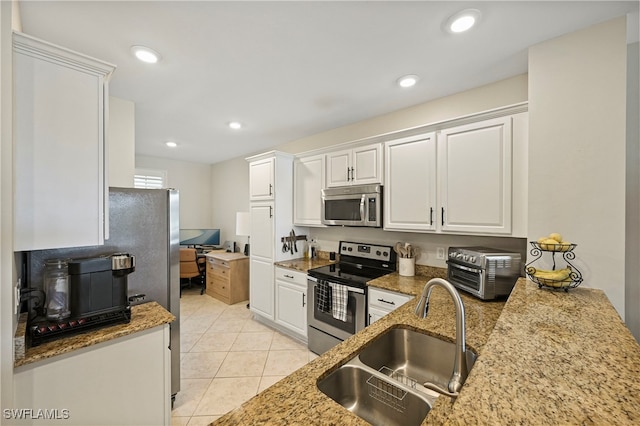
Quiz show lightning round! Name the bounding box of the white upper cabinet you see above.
[383,109,527,237]
[13,32,116,251]
[438,116,513,234]
[384,133,437,232]
[293,154,325,226]
[326,143,382,187]
[249,157,275,201]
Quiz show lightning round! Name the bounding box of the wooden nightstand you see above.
[205,252,249,304]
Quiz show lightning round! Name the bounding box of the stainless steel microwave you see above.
[321,184,382,227]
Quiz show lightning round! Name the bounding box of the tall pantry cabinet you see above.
[247,152,304,321]
[13,32,116,251]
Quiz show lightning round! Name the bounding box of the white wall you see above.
[211,75,530,256]
[277,74,528,155]
[108,96,135,188]
[626,41,640,340]
[210,156,250,247]
[135,155,213,229]
[528,17,627,317]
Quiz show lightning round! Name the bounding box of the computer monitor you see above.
[179,229,221,247]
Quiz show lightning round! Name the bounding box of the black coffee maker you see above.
[68,253,135,317]
[29,253,136,346]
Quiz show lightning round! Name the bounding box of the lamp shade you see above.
[236,212,250,236]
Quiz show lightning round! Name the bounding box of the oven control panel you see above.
[339,241,392,262]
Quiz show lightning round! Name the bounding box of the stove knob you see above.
[383,251,388,257]
[347,247,353,252]
[449,251,456,258]
[470,256,476,263]
[456,253,464,259]
[376,250,381,256]
[463,255,469,261]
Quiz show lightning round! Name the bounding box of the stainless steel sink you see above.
[358,327,477,390]
[317,327,478,425]
[317,364,432,426]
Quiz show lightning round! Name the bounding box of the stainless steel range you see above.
[307,241,396,355]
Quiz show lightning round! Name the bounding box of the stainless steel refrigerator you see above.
[26,187,181,400]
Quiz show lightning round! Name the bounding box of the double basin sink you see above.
[317,327,477,426]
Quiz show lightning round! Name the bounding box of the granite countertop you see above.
[14,301,175,368]
[213,274,640,425]
[213,271,505,426]
[274,256,335,273]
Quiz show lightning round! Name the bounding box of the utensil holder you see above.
[399,258,415,277]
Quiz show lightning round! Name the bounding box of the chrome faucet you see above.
[415,278,468,398]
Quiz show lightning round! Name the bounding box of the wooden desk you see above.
[204,252,249,304]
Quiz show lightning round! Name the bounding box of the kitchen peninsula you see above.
[213,274,640,425]
[13,302,175,425]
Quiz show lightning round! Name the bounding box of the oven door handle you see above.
[308,276,365,294]
[447,262,483,274]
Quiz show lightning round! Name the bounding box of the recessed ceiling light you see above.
[165,141,177,148]
[446,9,481,34]
[228,121,243,130]
[397,75,419,88]
[131,45,162,64]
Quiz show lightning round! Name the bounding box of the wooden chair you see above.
[180,248,206,296]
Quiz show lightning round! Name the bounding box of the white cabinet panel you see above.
[13,32,115,250]
[352,144,382,184]
[439,116,512,234]
[325,143,382,187]
[249,157,275,200]
[250,203,274,260]
[13,326,171,425]
[250,257,275,319]
[293,154,325,226]
[326,149,352,187]
[384,133,436,231]
[367,287,412,326]
[275,272,307,338]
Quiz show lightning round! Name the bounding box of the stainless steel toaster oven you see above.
[447,247,521,300]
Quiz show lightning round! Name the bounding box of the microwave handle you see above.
[360,194,366,222]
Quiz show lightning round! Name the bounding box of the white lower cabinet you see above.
[13,325,171,425]
[367,287,412,325]
[275,267,308,339]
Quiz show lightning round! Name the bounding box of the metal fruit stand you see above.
[525,242,583,291]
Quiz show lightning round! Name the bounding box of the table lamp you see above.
[236,212,250,256]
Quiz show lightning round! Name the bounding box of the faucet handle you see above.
[423,381,459,399]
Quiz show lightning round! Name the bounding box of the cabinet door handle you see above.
[269,183,273,196]
[378,298,395,305]
[350,167,355,181]
[347,167,351,181]
[430,207,434,226]
[441,207,445,226]
[302,293,306,307]
[284,274,294,279]
[269,206,273,218]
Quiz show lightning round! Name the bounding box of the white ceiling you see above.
[17,1,639,165]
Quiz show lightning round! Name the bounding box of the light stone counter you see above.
[213,275,640,425]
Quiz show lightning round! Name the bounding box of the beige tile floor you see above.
[171,288,317,425]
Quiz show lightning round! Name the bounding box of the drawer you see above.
[209,264,231,280]
[368,287,412,312]
[208,257,231,268]
[275,267,307,286]
[210,276,231,297]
